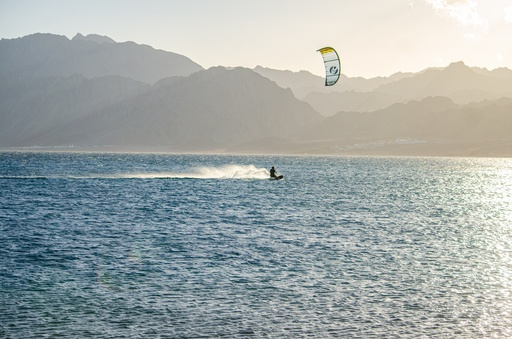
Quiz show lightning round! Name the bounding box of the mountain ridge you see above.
[257,61,512,117]
[0,65,321,151]
[0,33,203,84]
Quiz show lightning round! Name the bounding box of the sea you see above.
[1,151,512,338]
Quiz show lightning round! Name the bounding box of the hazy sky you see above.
[1,0,511,78]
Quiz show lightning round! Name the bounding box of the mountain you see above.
[253,65,414,99]
[85,67,321,151]
[0,75,149,147]
[302,90,403,116]
[0,67,321,151]
[471,66,512,79]
[294,96,512,156]
[376,62,512,105]
[253,66,326,96]
[300,96,459,141]
[0,33,203,84]
[72,33,116,44]
[258,62,512,118]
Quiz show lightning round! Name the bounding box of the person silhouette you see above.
[270,166,277,178]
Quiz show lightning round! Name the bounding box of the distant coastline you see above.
[2,138,512,158]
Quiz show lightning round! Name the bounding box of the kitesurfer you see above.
[270,166,277,178]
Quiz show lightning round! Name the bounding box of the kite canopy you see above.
[317,47,341,86]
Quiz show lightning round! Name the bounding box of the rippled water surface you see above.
[1,152,512,338]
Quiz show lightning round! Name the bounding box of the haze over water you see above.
[1,152,512,337]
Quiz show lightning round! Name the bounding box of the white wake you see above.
[4,165,272,180]
[118,164,270,180]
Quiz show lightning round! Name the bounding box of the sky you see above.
[1,0,512,78]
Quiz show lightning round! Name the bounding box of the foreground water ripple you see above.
[1,152,512,337]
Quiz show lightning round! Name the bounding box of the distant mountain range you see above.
[255,61,512,116]
[1,33,512,156]
[0,33,203,83]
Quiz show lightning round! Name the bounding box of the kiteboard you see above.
[270,175,284,180]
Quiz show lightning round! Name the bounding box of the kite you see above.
[317,47,341,86]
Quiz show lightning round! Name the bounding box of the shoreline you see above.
[2,140,512,159]
[0,147,512,159]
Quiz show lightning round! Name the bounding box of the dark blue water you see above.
[1,152,512,337]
